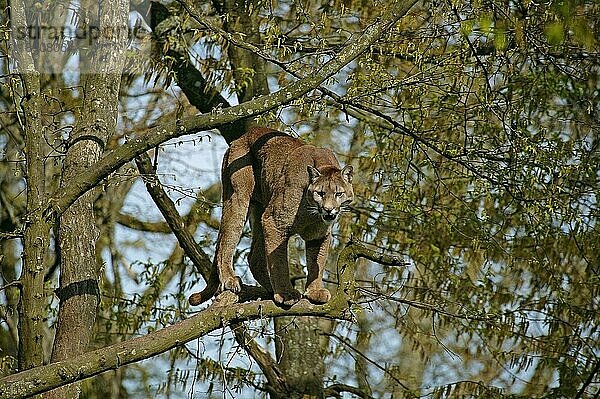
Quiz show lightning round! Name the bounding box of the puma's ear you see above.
[341,165,353,183]
[307,166,321,182]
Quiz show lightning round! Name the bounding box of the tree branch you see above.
[150,3,234,118]
[135,152,213,279]
[574,360,600,399]
[115,182,220,233]
[231,322,288,394]
[324,383,376,399]
[134,153,273,303]
[44,0,419,219]
[0,300,345,398]
[115,213,173,234]
[322,331,410,392]
[0,280,22,291]
[0,245,357,399]
[0,231,23,239]
[0,239,399,398]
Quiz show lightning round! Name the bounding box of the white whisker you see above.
[306,206,321,216]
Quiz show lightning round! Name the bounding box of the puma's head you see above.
[306,165,354,224]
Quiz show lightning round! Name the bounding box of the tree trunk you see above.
[216,0,270,103]
[274,316,330,399]
[43,0,128,397]
[272,242,330,399]
[10,0,52,371]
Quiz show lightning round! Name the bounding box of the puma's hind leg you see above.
[248,201,273,292]
[214,147,254,294]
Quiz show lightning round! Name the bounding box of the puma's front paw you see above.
[273,289,302,307]
[304,288,331,304]
[220,275,242,293]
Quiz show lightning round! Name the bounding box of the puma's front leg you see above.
[262,214,301,306]
[304,234,332,304]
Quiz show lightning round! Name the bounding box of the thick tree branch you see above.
[0,241,366,398]
[0,241,399,398]
[0,300,346,399]
[44,0,418,218]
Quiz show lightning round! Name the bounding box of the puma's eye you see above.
[315,191,325,197]
[334,192,344,198]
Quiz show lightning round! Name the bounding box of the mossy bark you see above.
[10,0,52,372]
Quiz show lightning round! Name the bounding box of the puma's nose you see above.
[322,207,338,221]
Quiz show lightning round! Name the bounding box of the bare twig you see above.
[575,360,600,399]
[0,231,23,239]
[0,280,22,291]
[322,332,410,392]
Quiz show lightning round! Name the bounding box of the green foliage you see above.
[1,0,599,397]
[354,4,595,399]
[284,0,599,396]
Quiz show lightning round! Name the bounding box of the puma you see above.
[189,126,354,306]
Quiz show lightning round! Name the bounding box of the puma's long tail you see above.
[188,270,219,305]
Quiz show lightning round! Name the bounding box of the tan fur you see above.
[189,127,354,306]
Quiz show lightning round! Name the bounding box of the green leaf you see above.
[545,21,565,45]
